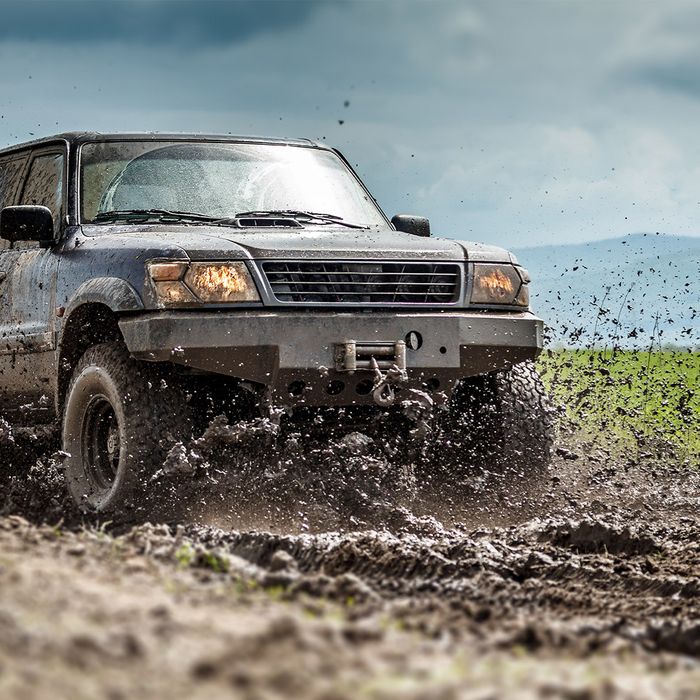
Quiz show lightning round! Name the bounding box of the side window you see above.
[20,153,64,235]
[0,155,28,251]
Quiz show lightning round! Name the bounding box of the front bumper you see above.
[119,309,543,406]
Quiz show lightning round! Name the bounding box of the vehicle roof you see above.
[0,131,325,157]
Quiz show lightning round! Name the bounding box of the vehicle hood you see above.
[81,224,513,263]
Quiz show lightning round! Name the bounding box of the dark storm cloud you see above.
[0,0,320,46]
[635,62,700,98]
[616,8,700,99]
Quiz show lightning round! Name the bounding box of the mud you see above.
[2,421,700,699]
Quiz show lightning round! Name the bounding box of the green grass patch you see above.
[174,543,230,573]
[175,543,195,567]
[538,348,699,465]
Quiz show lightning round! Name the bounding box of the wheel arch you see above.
[58,300,127,412]
[63,278,144,318]
[58,278,145,409]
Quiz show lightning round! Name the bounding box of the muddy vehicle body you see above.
[0,132,553,514]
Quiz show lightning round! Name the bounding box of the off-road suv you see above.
[0,132,553,515]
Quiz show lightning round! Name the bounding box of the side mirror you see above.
[0,205,55,245]
[391,214,431,238]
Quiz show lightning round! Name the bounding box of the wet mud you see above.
[2,416,700,698]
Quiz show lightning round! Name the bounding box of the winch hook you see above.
[370,357,407,407]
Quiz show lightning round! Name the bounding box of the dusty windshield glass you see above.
[80,141,386,226]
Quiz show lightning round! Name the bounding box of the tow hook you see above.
[370,357,408,407]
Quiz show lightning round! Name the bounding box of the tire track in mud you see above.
[177,512,700,658]
[5,513,700,700]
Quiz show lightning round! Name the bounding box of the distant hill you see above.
[513,233,699,349]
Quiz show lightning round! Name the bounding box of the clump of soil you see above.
[0,427,76,523]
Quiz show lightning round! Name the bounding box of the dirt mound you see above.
[536,516,661,555]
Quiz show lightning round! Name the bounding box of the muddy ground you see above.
[1,419,700,699]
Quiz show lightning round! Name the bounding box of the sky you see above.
[1,0,700,249]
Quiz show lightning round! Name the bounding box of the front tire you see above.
[444,360,555,478]
[62,342,193,517]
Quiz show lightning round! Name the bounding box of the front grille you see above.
[262,261,461,305]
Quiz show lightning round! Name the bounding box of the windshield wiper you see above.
[92,209,231,225]
[92,208,369,230]
[235,210,368,229]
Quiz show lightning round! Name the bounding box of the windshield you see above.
[79,140,387,227]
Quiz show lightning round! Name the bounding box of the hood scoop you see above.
[236,217,302,228]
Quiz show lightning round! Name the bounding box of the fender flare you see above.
[63,278,144,318]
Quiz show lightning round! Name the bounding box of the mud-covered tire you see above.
[445,360,555,476]
[62,342,193,517]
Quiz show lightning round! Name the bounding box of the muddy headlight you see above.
[470,263,529,307]
[185,263,260,303]
[148,261,261,306]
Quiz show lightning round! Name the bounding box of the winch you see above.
[335,339,408,406]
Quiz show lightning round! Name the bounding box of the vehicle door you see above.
[1,147,65,409]
[0,151,30,405]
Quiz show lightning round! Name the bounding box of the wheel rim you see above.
[81,394,121,493]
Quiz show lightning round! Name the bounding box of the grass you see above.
[538,348,700,465]
[175,543,230,573]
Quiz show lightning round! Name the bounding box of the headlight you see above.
[470,263,529,307]
[148,261,261,307]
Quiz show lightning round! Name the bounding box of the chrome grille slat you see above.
[262,261,461,305]
[262,281,456,286]
[267,291,455,297]
[264,271,459,277]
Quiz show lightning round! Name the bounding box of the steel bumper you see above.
[119,310,544,404]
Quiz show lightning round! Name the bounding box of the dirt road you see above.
[2,426,700,699]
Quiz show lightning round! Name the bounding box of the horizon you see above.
[514,230,700,250]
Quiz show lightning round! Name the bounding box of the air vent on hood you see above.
[236,217,302,228]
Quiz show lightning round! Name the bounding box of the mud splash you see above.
[0,426,76,523]
[144,409,433,533]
